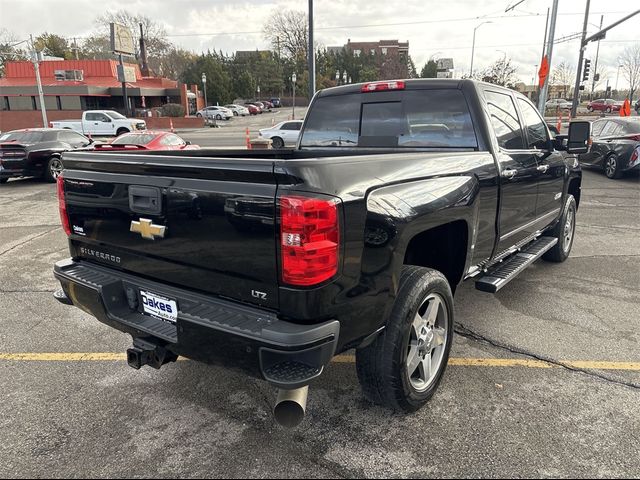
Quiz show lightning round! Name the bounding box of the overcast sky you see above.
[1,0,637,87]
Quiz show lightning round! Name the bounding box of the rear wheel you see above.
[356,266,453,412]
[215,114,222,120]
[587,106,593,112]
[606,107,612,113]
[233,111,238,116]
[543,194,576,263]
[271,137,284,149]
[196,113,202,118]
[44,156,63,183]
[0,178,8,184]
[604,154,622,179]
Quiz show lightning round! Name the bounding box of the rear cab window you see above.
[300,88,478,149]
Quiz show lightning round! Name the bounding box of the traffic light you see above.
[583,59,591,81]
[594,73,600,82]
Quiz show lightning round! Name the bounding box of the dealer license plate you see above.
[140,290,178,323]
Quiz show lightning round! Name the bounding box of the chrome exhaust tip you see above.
[273,386,309,428]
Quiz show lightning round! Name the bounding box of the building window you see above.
[31,96,37,110]
[353,49,361,57]
[56,96,62,110]
[370,49,376,55]
[381,47,388,55]
[2,97,9,111]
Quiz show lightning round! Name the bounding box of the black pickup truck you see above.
[53,79,590,426]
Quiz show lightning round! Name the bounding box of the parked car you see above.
[579,117,640,178]
[0,128,93,183]
[261,100,274,110]
[50,110,147,137]
[253,101,268,111]
[53,79,589,427]
[270,97,282,108]
[587,99,621,113]
[635,99,640,114]
[244,104,260,115]
[224,104,250,116]
[245,102,263,114]
[196,106,233,120]
[93,131,199,151]
[545,98,572,111]
[258,120,303,148]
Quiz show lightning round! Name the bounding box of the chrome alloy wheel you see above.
[406,292,448,392]
[49,158,63,179]
[605,156,617,178]
[563,206,575,253]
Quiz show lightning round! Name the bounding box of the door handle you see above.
[537,165,549,173]
[501,168,517,179]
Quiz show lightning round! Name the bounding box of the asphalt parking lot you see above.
[1,163,639,476]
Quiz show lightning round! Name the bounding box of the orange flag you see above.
[619,99,631,117]
[538,56,549,88]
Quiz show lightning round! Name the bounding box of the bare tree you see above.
[482,57,518,88]
[263,10,308,61]
[550,61,575,98]
[0,29,27,76]
[619,44,640,101]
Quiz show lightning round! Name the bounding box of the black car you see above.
[579,118,640,179]
[0,128,93,184]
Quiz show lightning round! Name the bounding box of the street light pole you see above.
[615,64,622,91]
[201,73,207,108]
[470,21,492,77]
[590,15,604,100]
[308,0,315,101]
[292,73,297,120]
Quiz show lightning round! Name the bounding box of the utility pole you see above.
[30,35,48,128]
[536,7,550,102]
[277,36,283,102]
[537,0,559,116]
[570,0,591,118]
[72,37,79,60]
[590,15,603,100]
[308,0,315,102]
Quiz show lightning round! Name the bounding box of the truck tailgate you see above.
[60,152,280,309]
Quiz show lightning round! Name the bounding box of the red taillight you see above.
[57,174,71,237]
[280,195,340,286]
[361,80,405,93]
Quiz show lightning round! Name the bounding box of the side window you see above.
[591,120,606,138]
[281,122,301,131]
[60,131,86,145]
[85,113,97,121]
[167,134,184,146]
[485,91,525,150]
[517,98,549,149]
[601,122,622,137]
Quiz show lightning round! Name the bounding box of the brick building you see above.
[327,39,410,79]
[0,59,204,130]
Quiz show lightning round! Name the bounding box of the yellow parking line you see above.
[1,353,639,371]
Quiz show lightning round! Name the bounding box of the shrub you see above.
[161,103,185,117]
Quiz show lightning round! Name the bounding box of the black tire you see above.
[0,178,8,184]
[271,137,284,149]
[606,107,612,113]
[543,194,577,263]
[216,114,222,120]
[196,113,202,118]
[233,111,238,116]
[604,154,622,179]
[44,156,63,183]
[587,106,593,112]
[356,266,454,412]
[116,128,129,136]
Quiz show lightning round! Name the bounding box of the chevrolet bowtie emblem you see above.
[130,218,166,240]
